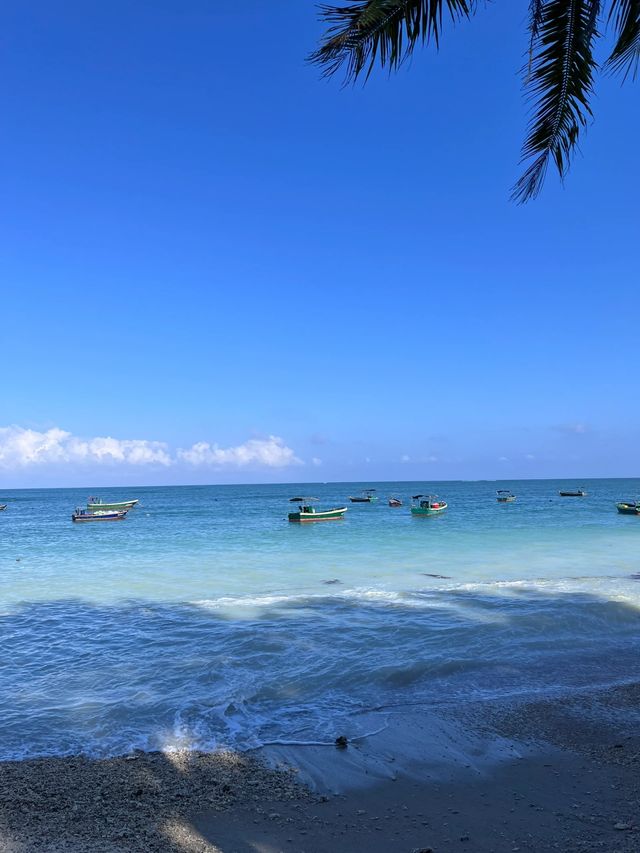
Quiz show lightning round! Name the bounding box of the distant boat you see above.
[388,497,403,507]
[559,488,587,497]
[496,490,516,503]
[72,508,128,522]
[349,489,378,503]
[0,504,7,511]
[411,495,448,516]
[616,501,640,515]
[288,497,347,523]
[87,497,139,512]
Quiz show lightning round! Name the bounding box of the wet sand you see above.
[1,684,639,852]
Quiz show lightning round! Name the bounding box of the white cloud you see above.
[498,456,509,462]
[554,423,589,435]
[311,457,322,467]
[525,453,536,460]
[0,425,171,468]
[426,455,438,463]
[178,435,302,468]
[400,454,411,463]
[0,426,304,472]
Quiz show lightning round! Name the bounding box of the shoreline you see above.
[1,684,639,851]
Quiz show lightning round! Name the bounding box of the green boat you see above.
[288,497,347,523]
[410,494,448,516]
[616,501,640,515]
[87,496,139,512]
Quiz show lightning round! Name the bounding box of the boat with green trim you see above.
[496,490,516,503]
[349,489,378,503]
[410,495,448,516]
[288,497,347,523]
[616,501,640,515]
[87,497,139,512]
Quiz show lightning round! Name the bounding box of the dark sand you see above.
[1,684,639,852]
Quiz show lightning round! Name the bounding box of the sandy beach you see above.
[1,683,639,852]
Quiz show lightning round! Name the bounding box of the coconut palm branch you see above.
[310,1,477,82]
[512,0,601,202]
[312,0,639,202]
[605,0,640,79]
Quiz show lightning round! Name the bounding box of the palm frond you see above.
[512,0,601,203]
[605,0,640,80]
[310,0,476,82]
[527,0,546,77]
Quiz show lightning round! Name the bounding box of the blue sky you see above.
[1,1,638,487]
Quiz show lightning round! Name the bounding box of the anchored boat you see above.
[87,497,139,512]
[349,489,378,503]
[616,501,640,515]
[559,488,587,497]
[72,508,128,522]
[388,497,403,507]
[288,497,347,523]
[496,490,516,503]
[410,495,448,516]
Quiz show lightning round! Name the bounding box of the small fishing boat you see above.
[559,488,587,497]
[496,490,516,503]
[0,504,7,511]
[72,508,128,522]
[288,497,347,523]
[388,497,403,507]
[616,501,640,515]
[349,489,378,503]
[411,495,448,516]
[87,496,139,512]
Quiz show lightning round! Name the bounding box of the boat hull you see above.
[497,497,516,503]
[73,511,128,522]
[288,507,347,522]
[87,499,139,512]
[617,503,640,515]
[411,503,448,516]
[559,491,586,497]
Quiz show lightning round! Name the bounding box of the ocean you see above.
[1,479,639,761]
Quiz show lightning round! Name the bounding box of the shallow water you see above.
[1,479,639,759]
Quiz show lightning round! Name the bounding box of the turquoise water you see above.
[1,479,639,760]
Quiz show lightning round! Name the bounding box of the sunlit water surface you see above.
[1,480,639,759]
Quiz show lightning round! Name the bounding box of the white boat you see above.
[87,497,139,512]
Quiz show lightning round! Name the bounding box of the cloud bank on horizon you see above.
[0,426,301,470]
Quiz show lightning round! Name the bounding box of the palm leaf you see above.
[310,0,476,82]
[512,0,601,203]
[605,0,640,79]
